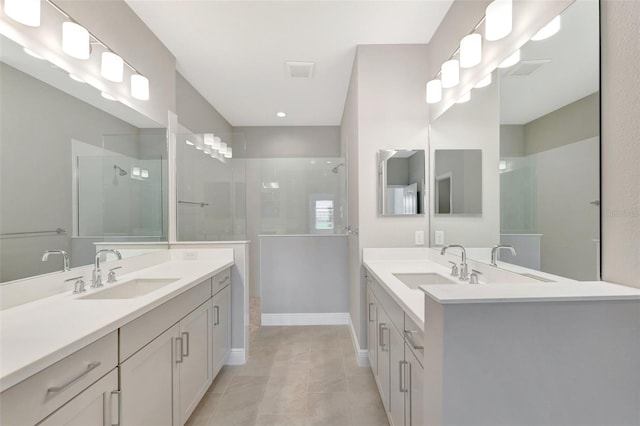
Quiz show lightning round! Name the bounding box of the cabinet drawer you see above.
[120,279,211,362]
[0,331,117,426]
[404,314,424,365]
[212,268,231,296]
[372,278,404,334]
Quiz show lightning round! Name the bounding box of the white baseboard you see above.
[349,316,370,367]
[226,348,246,365]
[261,312,350,326]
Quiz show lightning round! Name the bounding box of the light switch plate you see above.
[414,231,425,246]
[435,230,445,245]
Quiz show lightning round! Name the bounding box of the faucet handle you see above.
[65,276,86,294]
[469,269,483,284]
[448,261,459,277]
[107,266,122,283]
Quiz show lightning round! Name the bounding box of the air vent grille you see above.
[286,61,315,79]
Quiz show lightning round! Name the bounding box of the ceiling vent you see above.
[286,61,314,79]
[505,59,551,78]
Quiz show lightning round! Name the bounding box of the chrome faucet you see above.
[42,250,70,272]
[441,245,468,281]
[92,249,122,288]
[491,245,517,266]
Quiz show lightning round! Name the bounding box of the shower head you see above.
[114,165,128,176]
[331,163,344,174]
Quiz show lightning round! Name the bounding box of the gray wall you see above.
[500,125,525,157]
[601,0,640,288]
[175,72,233,137]
[234,126,340,158]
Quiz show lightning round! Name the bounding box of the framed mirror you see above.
[377,149,425,216]
[0,34,168,283]
[434,149,482,215]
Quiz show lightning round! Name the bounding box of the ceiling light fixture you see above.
[426,79,442,104]
[62,22,90,60]
[474,73,492,88]
[460,33,482,68]
[485,0,512,41]
[101,52,124,82]
[531,16,561,41]
[498,49,520,68]
[23,48,44,60]
[4,0,40,27]
[441,59,460,89]
[131,74,149,100]
[276,112,286,118]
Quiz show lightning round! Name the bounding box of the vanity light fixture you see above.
[531,16,561,41]
[441,59,460,88]
[219,142,227,155]
[4,0,40,27]
[132,167,141,177]
[204,133,215,146]
[185,139,195,146]
[23,48,44,60]
[224,148,233,159]
[474,73,492,88]
[426,79,443,104]
[101,92,116,101]
[499,160,507,170]
[195,142,204,151]
[130,74,149,100]
[101,52,124,82]
[460,33,482,68]
[485,0,512,41]
[62,22,90,60]
[141,169,149,178]
[276,112,286,118]
[456,92,471,104]
[204,146,212,155]
[213,136,222,150]
[498,49,520,68]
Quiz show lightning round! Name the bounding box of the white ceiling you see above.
[125,0,454,127]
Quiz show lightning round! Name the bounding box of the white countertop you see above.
[0,257,233,392]
[363,248,640,330]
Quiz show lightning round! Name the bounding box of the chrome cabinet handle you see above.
[379,324,389,351]
[399,360,409,393]
[47,362,101,393]
[111,390,121,426]
[181,332,189,357]
[175,337,183,363]
[214,306,220,325]
[368,303,375,322]
[378,323,385,349]
[218,276,230,286]
[406,362,413,424]
[404,330,424,351]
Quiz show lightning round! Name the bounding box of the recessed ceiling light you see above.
[69,73,84,83]
[23,48,44,60]
[276,112,286,118]
[101,92,116,101]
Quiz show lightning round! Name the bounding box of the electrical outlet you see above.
[183,251,198,260]
[435,230,445,245]
[414,230,425,246]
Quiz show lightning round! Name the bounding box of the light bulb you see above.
[441,59,460,89]
[62,22,90,60]
[460,33,482,68]
[485,0,512,41]
[101,52,124,82]
[131,74,149,100]
[499,49,520,68]
[531,16,561,41]
[4,0,40,27]
[426,79,442,104]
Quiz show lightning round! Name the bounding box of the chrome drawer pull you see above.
[111,390,122,426]
[175,337,183,363]
[47,361,101,393]
[404,330,424,351]
[214,305,220,325]
[218,276,230,285]
[182,332,189,357]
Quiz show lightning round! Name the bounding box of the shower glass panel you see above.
[176,132,247,241]
[259,158,346,235]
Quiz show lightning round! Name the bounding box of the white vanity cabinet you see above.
[366,283,378,374]
[210,281,231,378]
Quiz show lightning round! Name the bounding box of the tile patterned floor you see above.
[186,325,389,426]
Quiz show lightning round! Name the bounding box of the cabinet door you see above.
[404,346,423,426]
[120,323,179,426]
[38,370,118,426]
[389,325,405,426]
[366,284,377,375]
[376,308,390,411]
[178,301,212,425]
[211,284,231,377]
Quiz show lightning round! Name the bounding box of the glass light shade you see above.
[460,33,482,68]
[485,0,512,41]
[225,148,233,159]
[4,0,40,27]
[441,59,460,89]
[131,74,149,100]
[101,92,116,101]
[219,142,227,154]
[474,73,492,88]
[213,136,221,149]
[498,49,520,68]
[204,133,215,146]
[531,16,561,41]
[456,92,471,104]
[426,79,442,104]
[101,52,124,82]
[141,169,149,178]
[62,22,90,60]
[132,167,141,177]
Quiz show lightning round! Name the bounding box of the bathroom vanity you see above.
[363,248,640,426]
[0,249,234,426]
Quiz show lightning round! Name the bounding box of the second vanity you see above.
[0,248,234,426]
[363,248,640,426]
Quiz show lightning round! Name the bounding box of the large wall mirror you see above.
[377,149,425,216]
[0,34,168,283]
[434,149,482,215]
[429,0,600,281]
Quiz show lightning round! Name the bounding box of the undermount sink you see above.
[78,278,180,300]
[393,273,456,289]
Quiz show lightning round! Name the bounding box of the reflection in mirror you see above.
[0,35,168,283]
[377,150,425,215]
[434,150,482,215]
